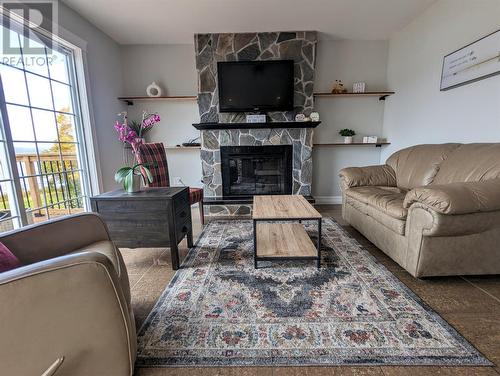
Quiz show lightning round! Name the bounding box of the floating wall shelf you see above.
[118,95,197,105]
[165,145,201,150]
[313,91,395,101]
[314,142,391,147]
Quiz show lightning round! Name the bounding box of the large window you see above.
[0,20,95,232]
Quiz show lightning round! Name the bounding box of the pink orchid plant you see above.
[114,111,161,155]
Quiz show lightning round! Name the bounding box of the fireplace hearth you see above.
[221,145,292,198]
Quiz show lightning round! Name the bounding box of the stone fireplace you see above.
[193,31,318,216]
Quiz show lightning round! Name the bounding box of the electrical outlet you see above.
[173,177,183,186]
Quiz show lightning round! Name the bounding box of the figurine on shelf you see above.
[331,80,348,94]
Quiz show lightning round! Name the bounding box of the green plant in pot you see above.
[115,163,153,193]
[339,128,356,144]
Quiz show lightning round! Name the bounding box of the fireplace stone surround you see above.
[200,126,314,216]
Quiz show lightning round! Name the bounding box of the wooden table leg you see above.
[253,220,258,269]
[187,226,193,248]
[171,243,180,270]
[317,219,322,269]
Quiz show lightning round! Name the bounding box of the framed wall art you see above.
[440,29,500,91]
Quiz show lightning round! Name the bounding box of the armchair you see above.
[0,213,136,376]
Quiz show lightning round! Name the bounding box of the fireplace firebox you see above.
[221,145,292,198]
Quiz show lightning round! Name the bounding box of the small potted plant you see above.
[115,163,153,193]
[339,129,356,144]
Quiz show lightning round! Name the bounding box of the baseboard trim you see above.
[314,196,342,205]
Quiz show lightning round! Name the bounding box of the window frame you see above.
[0,9,100,228]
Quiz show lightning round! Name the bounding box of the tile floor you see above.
[119,205,500,376]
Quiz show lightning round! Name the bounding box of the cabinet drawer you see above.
[95,199,168,214]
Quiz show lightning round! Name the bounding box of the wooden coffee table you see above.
[252,195,322,269]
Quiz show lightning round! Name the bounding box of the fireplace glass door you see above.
[221,145,292,197]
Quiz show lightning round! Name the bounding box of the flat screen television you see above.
[217,60,294,113]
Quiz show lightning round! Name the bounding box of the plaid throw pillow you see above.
[137,143,170,187]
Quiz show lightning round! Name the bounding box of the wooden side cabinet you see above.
[90,187,193,270]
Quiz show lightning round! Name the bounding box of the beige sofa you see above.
[0,213,136,376]
[339,143,500,278]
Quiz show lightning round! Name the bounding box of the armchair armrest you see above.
[0,213,111,265]
[339,164,396,188]
[0,251,135,376]
[404,179,500,215]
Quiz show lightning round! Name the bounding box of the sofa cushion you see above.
[0,242,21,273]
[346,197,407,235]
[386,143,460,189]
[345,186,408,220]
[433,143,500,184]
[72,240,131,304]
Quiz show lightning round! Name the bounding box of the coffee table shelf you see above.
[256,223,317,258]
[252,195,322,268]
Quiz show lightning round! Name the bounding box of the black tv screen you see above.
[217,60,294,112]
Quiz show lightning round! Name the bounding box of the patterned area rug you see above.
[136,219,490,367]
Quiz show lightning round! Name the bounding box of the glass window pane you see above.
[22,53,49,77]
[68,198,84,215]
[26,207,48,225]
[48,50,70,84]
[0,27,23,68]
[56,112,75,141]
[14,142,38,177]
[0,217,16,233]
[26,72,53,110]
[46,204,70,220]
[0,180,22,232]
[0,142,9,180]
[7,105,35,141]
[65,170,82,200]
[20,34,49,77]
[0,64,29,105]
[51,81,73,113]
[32,109,58,142]
[62,152,80,171]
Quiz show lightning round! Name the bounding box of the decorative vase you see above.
[344,136,353,144]
[127,174,142,193]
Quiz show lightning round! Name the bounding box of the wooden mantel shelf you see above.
[314,142,390,147]
[193,121,321,130]
[118,95,197,105]
[313,91,395,100]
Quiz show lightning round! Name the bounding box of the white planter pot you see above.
[344,136,353,144]
[126,174,142,193]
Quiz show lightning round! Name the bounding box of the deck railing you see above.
[0,153,83,215]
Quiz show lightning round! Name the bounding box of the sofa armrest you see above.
[0,251,135,376]
[0,213,111,265]
[339,165,396,189]
[404,179,500,215]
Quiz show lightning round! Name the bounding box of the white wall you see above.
[313,40,389,201]
[119,41,390,196]
[382,0,500,160]
[58,2,126,191]
[120,45,202,188]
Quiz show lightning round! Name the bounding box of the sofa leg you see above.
[199,201,205,226]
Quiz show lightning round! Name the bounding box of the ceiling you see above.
[62,0,436,44]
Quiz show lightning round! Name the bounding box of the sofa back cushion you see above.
[386,143,461,189]
[433,143,500,184]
